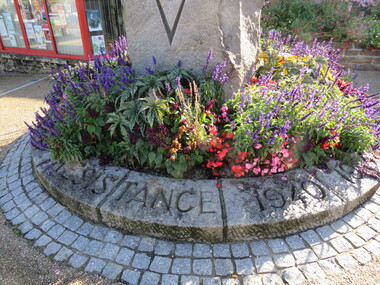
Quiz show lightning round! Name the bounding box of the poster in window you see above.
[3,13,15,34]
[43,28,52,43]
[25,23,35,37]
[92,35,105,55]
[9,34,17,47]
[86,9,102,32]
[33,25,47,48]
[0,16,8,36]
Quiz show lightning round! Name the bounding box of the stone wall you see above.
[0,53,80,74]
[336,43,380,71]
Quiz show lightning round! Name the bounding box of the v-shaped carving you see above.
[155,0,186,45]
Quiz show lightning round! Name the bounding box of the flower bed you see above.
[27,32,380,179]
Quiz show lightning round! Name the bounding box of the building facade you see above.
[0,0,124,71]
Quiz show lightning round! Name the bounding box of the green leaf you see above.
[148,152,156,165]
[87,125,96,135]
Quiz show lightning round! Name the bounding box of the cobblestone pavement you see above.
[1,135,380,285]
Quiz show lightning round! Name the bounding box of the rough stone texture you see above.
[32,148,380,243]
[122,0,263,94]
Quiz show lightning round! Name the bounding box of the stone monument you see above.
[122,0,264,94]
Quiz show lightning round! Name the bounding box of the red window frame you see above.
[0,0,92,60]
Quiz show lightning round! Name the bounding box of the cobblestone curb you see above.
[1,135,380,285]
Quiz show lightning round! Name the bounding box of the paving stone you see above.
[368,218,380,232]
[121,235,141,249]
[31,211,48,226]
[273,253,296,269]
[0,193,13,205]
[32,192,48,205]
[149,256,172,274]
[99,243,120,260]
[344,232,366,248]
[18,221,33,234]
[242,275,262,285]
[102,263,123,280]
[330,237,354,253]
[356,225,377,241]
[354,207,372,220]
[331,220,352,234]
[204,277,222,285]
[46,203,65,217]
[261,274,284,285]
[115,247,135,266]
[231,243,250,258]
[268,239,290,253]
[13,194,28,206]
[77,222,94,236]
[104,230,123,243]
[175,243,193,257]
[214,259,234,276]
[281,268,306,285]
[255,256,276,274]
[84,240,104,255]
[137,237,156,252]
[180,275,199,285]
[300,230,322,246]
[193,259,213,275]
[10,213,26,226]
[4,206,21,221]
[364,239,380,256]
[132,253,151,270]
[293,248,318,265]
[71,236,90,251]
[64,215,84,231]
[161,274,179,285]
[27,187,42,199]
[34,235,52,247]
[140,271,160,285]
[155,240,175,256]
[235,257,254,275]
[10,187,23,198]
[299,262,326,281]
[364,201,380,214]
[318,258,342,275]
[54,246,73,262]
[213,244,231,258]
[24,228,42,240]
[312,243,339,259]
[17,199,32,211]
[24,204,40,218]
[85,258,107,274]
[68,254,88,269]
[351,247,372,265]
[316,225,339,241]
[285,235,306,250]
[40,219,55,232]
[335,253,359,269]
[0,193,12,205]
[121,269,141,285]
[89,225,109,240]
[47,224,65,239]
[343,213,365,229]
[172,258,192,275]
[54,209,72,224]
[221,278,240,285]
[2,200,16,212]
[21,175,34,186]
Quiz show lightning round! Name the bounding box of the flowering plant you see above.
[27,32,379,179]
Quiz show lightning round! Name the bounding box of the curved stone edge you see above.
[31,146,380,243]
[2,136,380,285]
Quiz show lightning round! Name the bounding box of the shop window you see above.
[46,0,84,56]
[84,0,124,55]
[0,0,124,59]
[0,1,26,48]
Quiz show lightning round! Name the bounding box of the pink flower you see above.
[271,166,278,173]
[245,163,253,170]
[252,166,261,175]
[255,144,263,149]
[272,157,281,165]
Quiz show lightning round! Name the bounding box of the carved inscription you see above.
[156,0,186,45]
[113,182,218,215]
[237,176,329,212]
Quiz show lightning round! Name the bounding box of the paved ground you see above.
[0,71,380,285]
